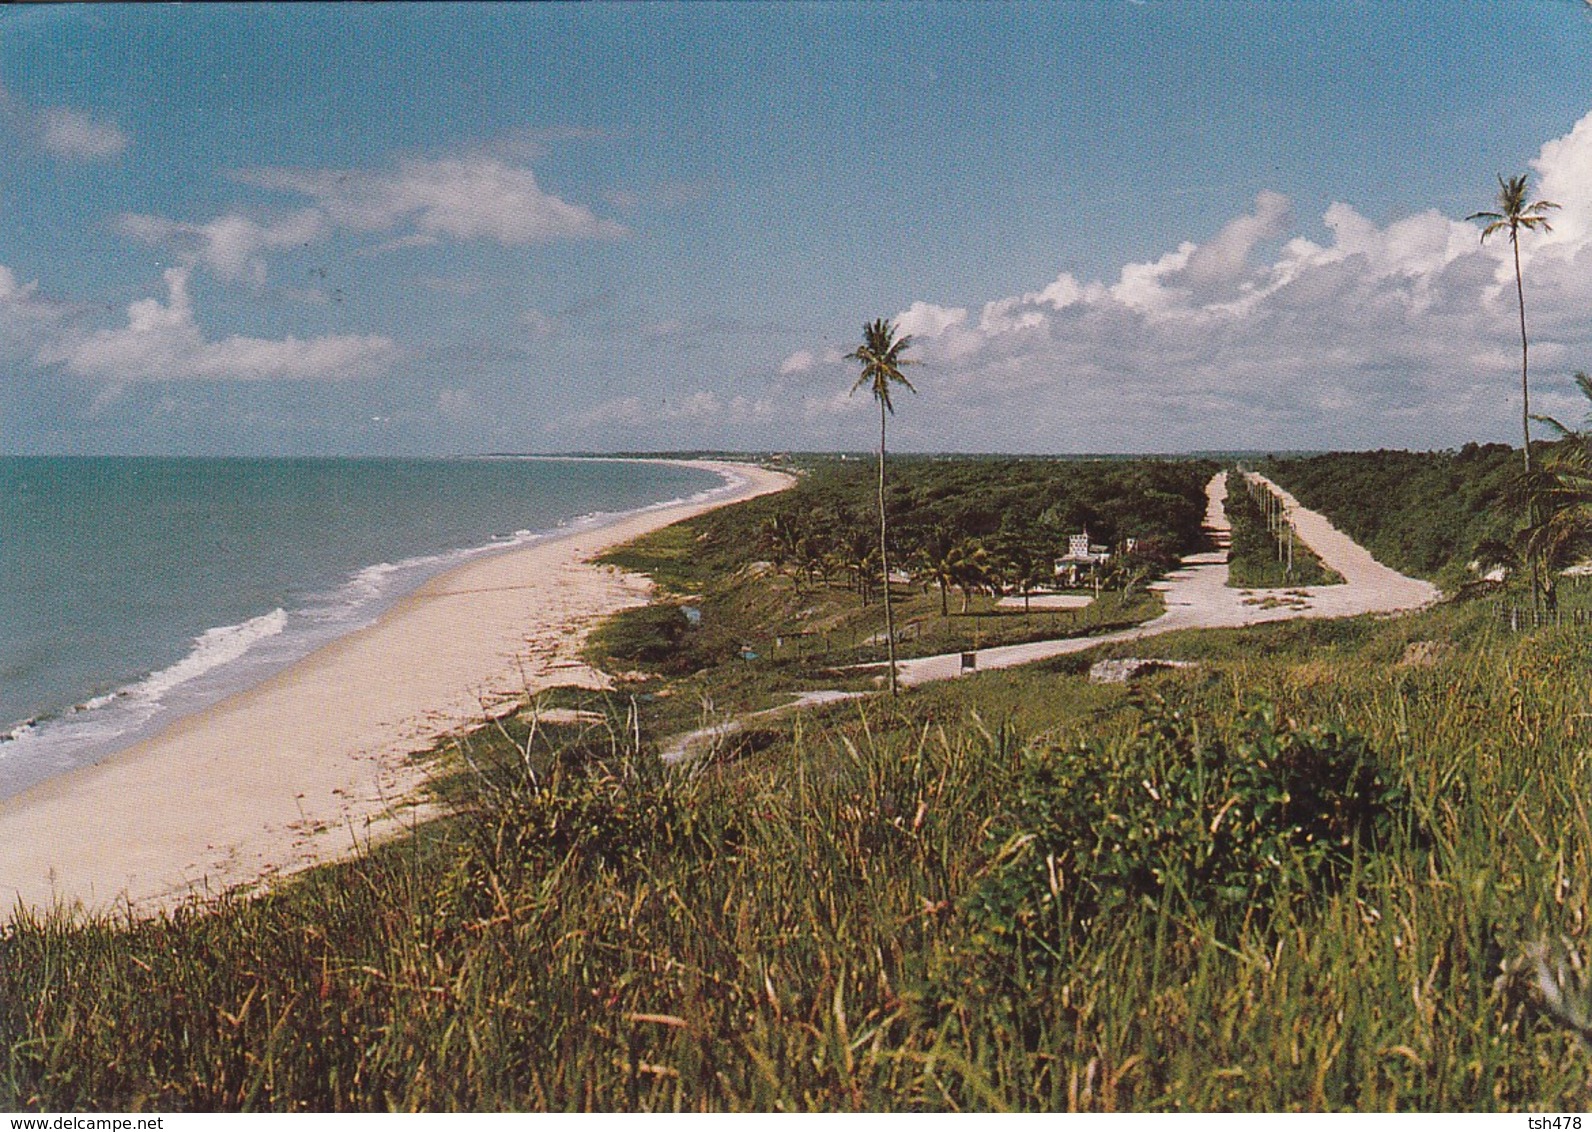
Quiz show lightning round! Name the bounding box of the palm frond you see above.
[846,317,918,414]
[1471,174,1559,241]
[1531,412,1578,441]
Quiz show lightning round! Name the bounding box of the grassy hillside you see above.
[5,456,1591,1112]
[585,456,1211,734]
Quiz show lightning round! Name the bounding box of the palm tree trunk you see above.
[1515,238,1532,474]
[878,400,898,695]
[1515,237,1543,616]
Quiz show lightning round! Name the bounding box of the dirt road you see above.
[894,471,1438,686]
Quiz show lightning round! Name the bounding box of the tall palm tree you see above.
[1471,174,1559,615]
[846,318,917,695]
[912,525,959,617]
[1469,173,1560,473]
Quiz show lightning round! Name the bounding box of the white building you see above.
[1054,529,1111,586]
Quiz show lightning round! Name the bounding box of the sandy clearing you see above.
[0,461,793,919]
[994,593,1094,611]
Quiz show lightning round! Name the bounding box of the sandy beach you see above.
[0,460,792,919]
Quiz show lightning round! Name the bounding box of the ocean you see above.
[0,456,728,801]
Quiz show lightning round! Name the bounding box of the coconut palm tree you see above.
[846,318,917,694]
[758,511,802,584]
[1469,174,1559,474]
[947,537,992,614]
[912,525,959,617]
[1471,174,1559,615]
[1519,371,1592,612]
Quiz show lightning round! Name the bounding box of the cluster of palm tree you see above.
[755,506,883,603]
[757,499,1159,612]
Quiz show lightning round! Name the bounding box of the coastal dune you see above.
[0,460,792,919]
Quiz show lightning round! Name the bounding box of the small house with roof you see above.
[1054,529,1111,587]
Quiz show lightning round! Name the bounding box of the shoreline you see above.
[0,455,740,801]
[0,459,793,920]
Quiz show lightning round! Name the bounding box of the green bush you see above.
[456,738,733,889]
[588,603,693,668]
[968,695,1409,964]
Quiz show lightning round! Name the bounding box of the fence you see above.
[1497,605,1592,633]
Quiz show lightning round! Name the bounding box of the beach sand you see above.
[0,460,792,919]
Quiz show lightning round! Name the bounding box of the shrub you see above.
[967,695,1408,964]
[589,603,693,668]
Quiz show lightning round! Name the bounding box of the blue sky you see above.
[2,1,1591,455]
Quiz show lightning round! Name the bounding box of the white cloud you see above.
[232,156,626,246]
[894,300,968,339]
[116,210,328,283]
[779,111,1592,452]
[0,265,37,304]
[38,106,129,160]
[1183,188,1292,288]
[0,263,78,360]
[1531,111,1592,253]
[778,345,850,377]
[560,389,783,433]
[779,349,816,375]
[1,83,129,161]
[38,267,398,382]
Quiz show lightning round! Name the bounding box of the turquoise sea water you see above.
[0,457,727,800]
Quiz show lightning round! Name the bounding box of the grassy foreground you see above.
[4,458,1591,1111]
[4,603,1592,1109]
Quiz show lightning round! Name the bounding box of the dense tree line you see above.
[694,456,1217,604]
[1261,445,1519,588]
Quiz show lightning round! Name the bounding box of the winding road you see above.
[895,471,1438,686]
[663,471,1438,757]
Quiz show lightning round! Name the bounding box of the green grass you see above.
[595,523,709,594]
[6,600,1592,1110]
[7,461,1592,1111]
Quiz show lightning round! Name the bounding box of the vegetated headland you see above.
[5,448,1591,1112]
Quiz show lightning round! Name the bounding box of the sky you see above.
[2,1,1591,456]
